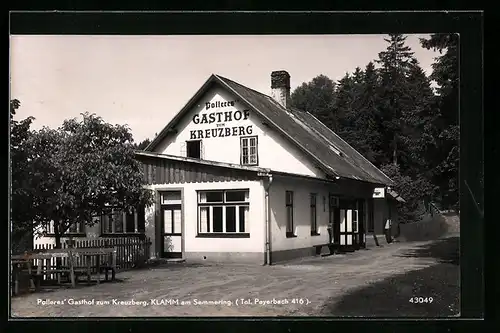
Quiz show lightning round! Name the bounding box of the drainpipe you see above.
[261,173,273,265]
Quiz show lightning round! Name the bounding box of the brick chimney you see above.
[271,70,291,109]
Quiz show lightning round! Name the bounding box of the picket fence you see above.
[32,237,151,280]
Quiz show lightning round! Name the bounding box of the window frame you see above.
[186,139,202,159]
[240,136,259,166]
[100,206,146,237]
[43,221,87,237]
[310,193,320,236]
[197,189,250,238]
[352,209,359,233]
[285,191,295,238]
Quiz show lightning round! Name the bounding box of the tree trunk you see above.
[54,220,63,270]
[392,135,398,166]
[54,221,62,249]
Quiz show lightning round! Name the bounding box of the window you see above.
[330,195,339,208]
[43,221,86,236]
[68,221,86,234]
[310,193,319,235]
[125,211,136,233]
[101,206,146,235]
[198,190,250,237]
[161,191,181,204]
[186,140,201,158]
[241,136,258,165]
[286,191,295,237]
[352,210,359,233]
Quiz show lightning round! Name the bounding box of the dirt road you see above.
[10,240,445,317]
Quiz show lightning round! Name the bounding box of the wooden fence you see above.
[32,237,151,280]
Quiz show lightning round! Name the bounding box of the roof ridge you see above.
[215,74,277,102]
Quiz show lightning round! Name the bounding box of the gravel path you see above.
[10,240,443,317]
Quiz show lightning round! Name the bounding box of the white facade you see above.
[33,217,101,248]
[31,73,398,265]
[153,86,324,178]
[144,180,266,262]
[269,177,330,252]
[139,77,398,264]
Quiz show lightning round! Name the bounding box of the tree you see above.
[290,74,337,130]
[399,58,438,179]
[133,138,151,150]
[24,112,154,249]
[10,99,36,249]
[376,33,415,168]
[336,63,385,165]
[380,163,433,223]
[420,34,459,210]
[333,72,356,133]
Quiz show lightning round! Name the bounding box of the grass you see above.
[322,237,460,317]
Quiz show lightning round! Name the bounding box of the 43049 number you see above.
[409,297,434,304]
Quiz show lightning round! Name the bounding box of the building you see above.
[33,70,404,265]
[136,70,404,264]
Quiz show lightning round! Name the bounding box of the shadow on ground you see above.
[322,237,460,317]
[398,237,459,265]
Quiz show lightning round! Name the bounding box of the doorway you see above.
[328,194,341,246]
[159,191,183,258]
[338,199,360,251]
[357,199,366,248]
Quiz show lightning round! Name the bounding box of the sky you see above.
[10,34,439,143]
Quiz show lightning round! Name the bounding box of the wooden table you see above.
[11,247,117,291]
[11,250,73,290]
[71,248,117,285]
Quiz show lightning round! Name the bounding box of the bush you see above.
[381,163,434,223]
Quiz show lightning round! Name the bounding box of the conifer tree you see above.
[420,34,459,210]
[376,33,415,168]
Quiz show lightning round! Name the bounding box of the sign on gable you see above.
[189,99,254,140]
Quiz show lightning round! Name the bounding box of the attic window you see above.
[186,140,202,159]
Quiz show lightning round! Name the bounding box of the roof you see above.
[145,74,393,186]
[388,189,406,203]
[136,150,270,173]
[136,150,353,185]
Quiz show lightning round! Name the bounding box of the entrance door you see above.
[357,199,366,248]
[339,199,358,251]
[328,194,340,245]
[161,204,182,258]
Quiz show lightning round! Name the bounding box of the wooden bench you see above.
[11,259,32,295]
[58,265,116,284]
[314,243,336,256]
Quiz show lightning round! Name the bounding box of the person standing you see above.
[384,218,393,243]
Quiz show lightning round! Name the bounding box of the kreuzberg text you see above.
[190,105,252,140]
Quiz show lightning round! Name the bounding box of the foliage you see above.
[10,99,36,241]
[290,33,459,221]
[375,33,417,169]
[10,106,154,248]
[420,34,459,210]
[133,138,152,150]
[336,63,384,164]
[290,74,338,131]
[380,164,433,223]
